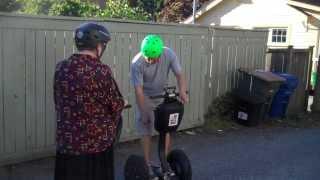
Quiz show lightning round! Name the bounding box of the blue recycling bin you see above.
[269,73,299,118]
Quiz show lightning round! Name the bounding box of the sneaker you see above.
[167,166,176,177]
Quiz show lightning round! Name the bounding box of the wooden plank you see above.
[237,36,246,88]
[204,30,214,108]
[192,36,203,126]
[288,52,306,113]
[179,36,192,129]
[220,37,228,95]
[250,45,255,69]
[102,32,116,70]
[15,29,27,154]
[258,45,265,69]
[211,32,219,98]
[46,31,56,148]
[25,30,36,152]
[127,32,139,137]
[216,37,224,96]
[233,40,239,89]
[199,34,209,123]
[3,29,26,153]
[163,34,177,85]
[55,31,65,61]
[112,33,122,81]
[230,37,238,90]
[300,52,309,111]
[116,33,131,137]
[64,31,74,58]
[244,38,250,70]
[226,41,232,92]
[189,36,198,127]
[35,31,46,149]
[0,28,3,154]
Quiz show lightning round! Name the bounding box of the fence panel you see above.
[267,47,313,114]
[0,13,267,165]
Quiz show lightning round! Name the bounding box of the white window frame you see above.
[268,27,289,47]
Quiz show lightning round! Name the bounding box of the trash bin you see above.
[234,69,285,126]
[237,69,286,105]
[234,93,268,126]
[269,73,299,118]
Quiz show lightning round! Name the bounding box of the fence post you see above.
[312,55,320,112]
[305,46,314,111]
[287,45,294,73]
[306,46,314,90]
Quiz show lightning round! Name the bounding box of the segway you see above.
[124,87,192,180]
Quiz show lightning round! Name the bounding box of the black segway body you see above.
[124,87,192,180]
[154,99,184,133]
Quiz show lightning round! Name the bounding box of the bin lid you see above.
[238,68,286,83]
[273,73,299,90]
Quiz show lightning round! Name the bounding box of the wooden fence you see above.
[0,13,268,165]
[266,46,313,114]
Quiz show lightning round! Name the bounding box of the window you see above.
[271,28,287,43]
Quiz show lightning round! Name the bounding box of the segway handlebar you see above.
[149,90,188,100]
[124,104,132,109]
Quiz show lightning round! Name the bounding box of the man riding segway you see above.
[129,35,189,179]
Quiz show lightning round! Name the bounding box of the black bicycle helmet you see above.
[75,22,111,50]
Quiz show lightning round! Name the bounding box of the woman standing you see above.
[54,22,124,180]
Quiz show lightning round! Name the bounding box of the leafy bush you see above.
[17,0,150,21]
[50,0,151,20]
[99,0,150,21]
[205,92,236,119]
[49,0,100,17]
[17,0,53,15]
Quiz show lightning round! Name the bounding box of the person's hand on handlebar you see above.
[179,91,189,104]
[124,99,129,106]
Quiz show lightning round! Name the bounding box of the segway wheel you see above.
[167,149,192,180]
[124,155,150,180]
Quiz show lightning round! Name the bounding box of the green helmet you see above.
[140,35,164,58]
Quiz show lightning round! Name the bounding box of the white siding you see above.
[195,0,320,57]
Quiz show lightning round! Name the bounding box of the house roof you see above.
[290,0,320,7]
[183,0,224,24]
[183,0,320,24]
[288,0,320,13]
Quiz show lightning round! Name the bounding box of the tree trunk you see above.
[98,0,106,9]
[312,60,320,112]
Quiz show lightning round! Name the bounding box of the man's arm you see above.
[176,73,189,104]
[135,86,152,124]
[135,85,146,113]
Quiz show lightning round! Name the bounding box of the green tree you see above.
[100,0,150,21]
[17,0,53,15]
[49,0,100,17]
[50,0,150,20]
[0,0,20,12]
[129,0,164,21]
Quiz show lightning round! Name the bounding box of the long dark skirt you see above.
[54,147,114,180]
